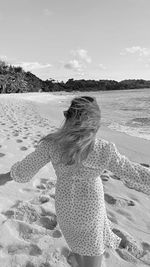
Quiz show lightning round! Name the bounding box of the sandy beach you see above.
[0,93,150,267]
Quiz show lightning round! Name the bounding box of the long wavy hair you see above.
[38,96,101,166]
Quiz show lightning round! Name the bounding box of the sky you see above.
[0,0,150,81]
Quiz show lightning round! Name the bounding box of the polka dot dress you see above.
[10,138,150,256]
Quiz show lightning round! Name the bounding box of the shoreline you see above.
[99,126,150,164]
[0,92,150,165]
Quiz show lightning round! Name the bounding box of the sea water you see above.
[70,88,150,141]
[1,89,150,141]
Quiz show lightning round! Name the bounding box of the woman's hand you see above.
[0,172,12,186]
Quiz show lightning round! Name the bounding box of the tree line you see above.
[0,60,150,94]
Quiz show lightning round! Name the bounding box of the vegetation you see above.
[0,60,150,94]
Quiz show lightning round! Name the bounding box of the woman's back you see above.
[51,137,109,180]
[54,137,121,256]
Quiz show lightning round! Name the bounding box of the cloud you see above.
[64,60,82,72]
[14,62,52,71]
[0,55,8,61]
[99,64,106,70]
[64,48,92,76]
[120,46,150,57]
[0,13,3,21]
[120,46,150,68]
[71,49,92,63]
[43,8,53,16]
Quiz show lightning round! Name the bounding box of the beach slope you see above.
[0,93,150,267]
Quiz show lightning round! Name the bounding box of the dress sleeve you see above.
[107,142,150,195]
[10,140,52,183]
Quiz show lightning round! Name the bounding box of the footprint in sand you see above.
[19,188,40,194]
[20,146,28,151]
[141,242,150,252]
[0,152,5,157]
[25,262,35,267]
[52,229,62,238]
[115,249,138,264]
[40,178,49,184]
[112,228,128,249]
[113,228,146,260]
[29,194,50,205]
[36,183,47,190]
[49,192,55,200]
[14,202,41,223]
[127,193,140,203]
[39,195,51,204]
[116,209,134,222]
[34,180,56,192]
[109,173,120,180]
[37,215,57,230]
[11,200,22,209]
[107,211,118,224]
[29,244,43,256]
[8,243,42,256]
[101,173,110,182]
[2,209,14,219]
[16,139,23,143]
[12,133,19,137]
[46,180,56,190]
[36,134,42,137]
[104,193,135,207]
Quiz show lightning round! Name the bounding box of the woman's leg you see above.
[74,253,103,267]
[81,254,103,267]
[67,251,82,267]
[68,252,103,267]
[74,252,83,266]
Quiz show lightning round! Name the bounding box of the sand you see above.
[0,92,150,267]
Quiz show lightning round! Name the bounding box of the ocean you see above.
[2,89,149,141]
[68,88,150,141]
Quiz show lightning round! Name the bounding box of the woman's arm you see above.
[107,142,150,195]
[10,140,52,183]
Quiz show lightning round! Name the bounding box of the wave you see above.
[126,117,150,127]
[120,107,145,112]
[108,122,150,140]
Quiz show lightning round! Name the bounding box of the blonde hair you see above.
[38,96,101,166]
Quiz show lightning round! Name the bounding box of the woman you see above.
[1,96,150,267]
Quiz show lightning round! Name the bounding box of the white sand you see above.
[0,93,150,267]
